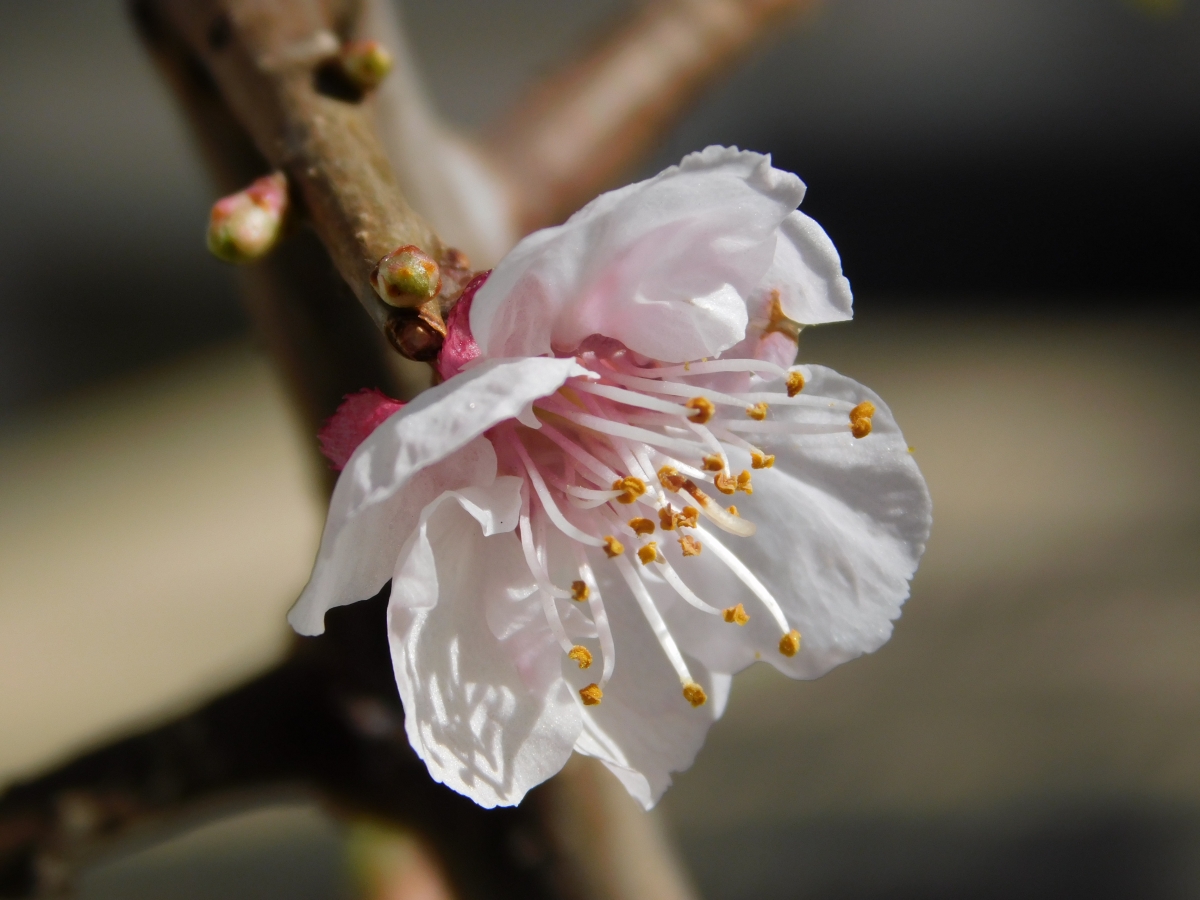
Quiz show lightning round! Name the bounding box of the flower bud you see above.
[372,245,441,307]
[207,172,288,264]
[339,40,393,92]
[386,315,443,362]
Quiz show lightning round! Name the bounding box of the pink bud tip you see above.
[436,271,489,381]
[318,389,405,471]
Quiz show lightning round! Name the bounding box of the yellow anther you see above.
[571,580,590,602]
[727,505,738,517]
[568,645,593,669]
[637,542,660,565]
[746,402,768,421]
[850,400,876,439]
[580,683,603,706]
[679,535,702,556]
[779,629,802,657]
[659,505,678,530]
[786,370,805,397]
[679,506,700,528]
[723,603,750,625]
[682,682,708,707]
[612,475,647,503]
[751,450,775,469]
[686,396,715,424]
[713,472,737,495]
[702,454,725,472]
[603,535,624,558]
[658,465,685,492]
[736,471,753,494]
[628,517,656,536]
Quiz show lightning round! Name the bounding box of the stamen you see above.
[850,401,876,439]
[679,535,702,556]
[606,357,787,380]
[637,542,661,565]
[571,580,589,602]
[569,645,593,669]
[546,399,706,457]
[736,471,753,494]
[679,506,700,528]
[575,550,615,687]
[693,525,791,634]
[682,683,708,707]
[703,454,724,472]
[537,422,619,483]
[658,465,686,492]
[612,475,647,504]
[614,555,696,687]
[751,450,775,469]
[603,535,624,558]
[686,397,716,424]
[572,380,691,415]
[656,559,721,614]
[628,517,656,535]
[580,684,603,705]
[723,603,750,625]
[786,370,805,397]
[779,630,802,657]
[682,480,757,537]
[659,505,678,530]
[512,436,605,548]
[713,473,737,495]
[746,402,769,420]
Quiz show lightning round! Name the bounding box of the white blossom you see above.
[289,147,932,810]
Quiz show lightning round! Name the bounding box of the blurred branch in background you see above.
[0,0,817,897]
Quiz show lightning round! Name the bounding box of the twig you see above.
[485,0,820,232]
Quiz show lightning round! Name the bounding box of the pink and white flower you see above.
[289,147,932,810]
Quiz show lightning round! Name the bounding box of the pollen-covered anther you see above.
[682,682,708,707]
[686,397,716,424]
[659,505,678,530]
[612,476,647,504]
[568,645,593,669]
[679,506,700,528]
[702,454,725,472]
[736,471,753,494]
[679,535,702,556]
[779,629,802,657]
[603,536,624,558]
[746,402,769,421]
[580,684,603,706]
[786,370,806,397]
[723,603,750,625]
[637,542,661,565]
[713,473,737,495]
[850,401,876,439]
[751,450,775,469]
[658,466,685,492]
[571,580,590,602]
[629,517,656,536]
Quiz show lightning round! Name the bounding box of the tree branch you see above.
[485,0,820,232]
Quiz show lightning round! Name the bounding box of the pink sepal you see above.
[436,271,490,381]
[318,389,405,471]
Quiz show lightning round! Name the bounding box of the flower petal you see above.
[389,492,581,808]
[289,356,590,636]
[761,210,853,325]
[660,366,931,680]
[472,146,806,364]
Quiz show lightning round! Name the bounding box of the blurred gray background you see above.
[1,1,1198,899]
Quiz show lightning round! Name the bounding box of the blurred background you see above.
[0,0,1197,898]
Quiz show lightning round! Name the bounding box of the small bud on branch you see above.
[372,245,441,307]
[338,39,393,92]
[206,172,288,264]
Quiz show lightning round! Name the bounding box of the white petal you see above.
[760,210,853,325]
[564,542,730,810]
[389,493,581,808]
[662,366,931,680]
[472,146,806,364]
[288,356,589,636]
